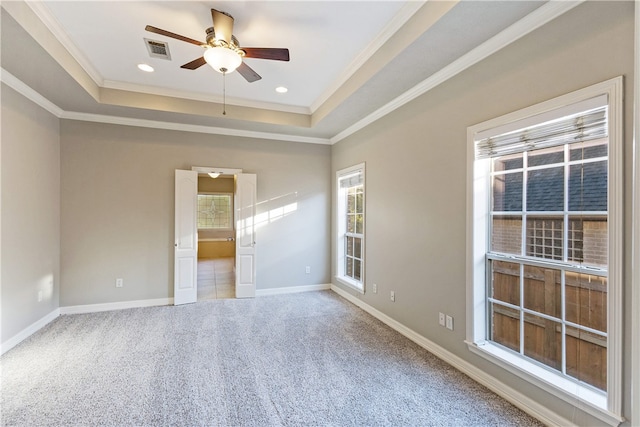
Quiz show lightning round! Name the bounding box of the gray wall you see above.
[60,120,331,306]
[1,84,61,343]
[331,2,634,425]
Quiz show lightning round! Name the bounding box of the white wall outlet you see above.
[390,291,395,302]
[372,283,377,294]
[37,290,43,302]
[305,266,311,274]
[116,278,124,288]
[439,312,446,327]
[446,315,454,331]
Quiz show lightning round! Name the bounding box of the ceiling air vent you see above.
[144,38,171,60]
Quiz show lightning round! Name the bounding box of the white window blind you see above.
[475,106,607,159]
[339,170,364,188]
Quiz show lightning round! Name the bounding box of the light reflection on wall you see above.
[254,192,298,231]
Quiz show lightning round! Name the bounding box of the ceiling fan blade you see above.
[242,48,290,62]
[236,62,262,83]
[145,25,204,46]
[211,8,234,44]
[180,57,207,70]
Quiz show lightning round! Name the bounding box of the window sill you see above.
[335,276,364,294]
[466,341,623,426]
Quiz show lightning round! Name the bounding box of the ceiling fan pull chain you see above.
[222,69,227,115]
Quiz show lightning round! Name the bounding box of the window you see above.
[467,78,623,423]
[336,164,365,292]
[197,193,232,230]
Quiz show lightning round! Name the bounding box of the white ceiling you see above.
[1,1,550,142]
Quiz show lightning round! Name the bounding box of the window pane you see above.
[493,154,523,172]
[569,161,607,212]
[346,257,353,278]
[491,261,520,306]
[198,194,231,229]
[526,217,563,260]
[523,313,561,371]
[570,139,607,161]
[523,265,561,319]
[347,192,356,214]
[577,215,607,268]
[355,214,363,234]
[565,273,607,333]
[490,302,520,352]
[527,167,564,211]
[346,236,354,256]
[353,260,361,281]
[566,326,607,391]
[347,215,355,233]
[568,217,584,263]
[353,237,362,259]
[492,172,522,211]
[491,216,522,254]
[356,190,364,214]
[528,145,564,167]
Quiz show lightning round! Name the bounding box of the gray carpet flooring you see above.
[1,291,543,426]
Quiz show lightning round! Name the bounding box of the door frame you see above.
[185,166,256,300]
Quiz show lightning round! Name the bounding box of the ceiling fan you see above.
[145,8,290,83]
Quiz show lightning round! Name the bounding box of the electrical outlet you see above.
[372,283,377,294]
[439,312,445,327]
[116,278,124,288]
[305,266,311,274]
[38,290,43,302]
[446,315,454,331]
[390,291,395,302]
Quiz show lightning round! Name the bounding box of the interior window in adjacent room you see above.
[336,163,365,292]
[197,193,233,230]
[466,78,623,424]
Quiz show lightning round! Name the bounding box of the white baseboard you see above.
[1,308,61,355]
[330,285,574,427]
[60,297,174,315]
[256,283,331,296]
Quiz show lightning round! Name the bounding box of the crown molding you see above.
[1,68,64,117]
[1,68,330,145]
[25,1,104,87]
[309,1,425,114]
[330,0,584,145]
[102,79,310,115]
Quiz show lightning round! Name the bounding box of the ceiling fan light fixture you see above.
[204,47,242,74]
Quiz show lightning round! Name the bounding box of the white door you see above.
[235,173,257,298]
[174,169,198,305]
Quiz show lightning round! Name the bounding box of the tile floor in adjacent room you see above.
[197,257,235,300]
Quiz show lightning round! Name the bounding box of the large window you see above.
[336,164,365,292]
[467,78,622,423]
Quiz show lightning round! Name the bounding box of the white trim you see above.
[466,77,624,421]
[309,1,425,114]
[26,1,104,87]
[330,1,583,144]
[103,80,311,115]
[60,298,173,315]
[1,68,64,117]
[256,283,331,297]
[0,68,332,145]
[60,111,331,145]
[330,285,575,427]
[1,308,61,355]
[632,2,640,426]
[467,342,622,426]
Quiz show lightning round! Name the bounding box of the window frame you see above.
[336,163,366,293]
[466,77,623,425]
[197,192,234,231]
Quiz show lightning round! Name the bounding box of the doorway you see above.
[196,174,236,300]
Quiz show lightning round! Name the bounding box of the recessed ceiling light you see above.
[137,63,154,72]
[275,86,288,93]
